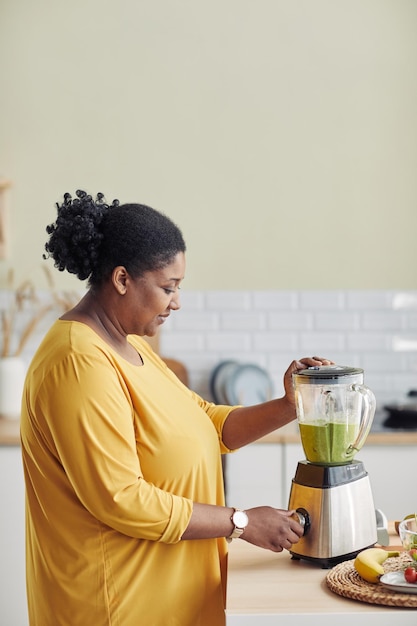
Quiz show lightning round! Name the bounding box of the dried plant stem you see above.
[14,304,55,357]
[1,291,23,357]
[41,265,55,290]
[1,311,12,358]
[1,266,79,358]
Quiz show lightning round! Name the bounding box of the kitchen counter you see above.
[226,523,416,625]
[0,417,21,445]
[2,414,417,446]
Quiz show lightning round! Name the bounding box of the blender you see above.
[288,365,377,567]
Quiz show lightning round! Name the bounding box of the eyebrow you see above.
[165,276,183,283]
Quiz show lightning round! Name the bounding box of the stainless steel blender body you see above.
[288,461,377,567]
[289,366,377,567]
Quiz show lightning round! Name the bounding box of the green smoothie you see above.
[299,420,359,465]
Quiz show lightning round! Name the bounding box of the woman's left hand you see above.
[283,356,335,407]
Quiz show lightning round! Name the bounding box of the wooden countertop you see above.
[2,415,417,446]
[0,417,21,445]
[226,523,416,622]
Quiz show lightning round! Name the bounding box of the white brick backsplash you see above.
[220,312,266,331]
[361,312,404,330]
[170,311,219,331]
[314,312,359,331]
[362,354,408,371]
[392,335,417,352]
[252,291,298,310]
[325,353,362,367]
[268,352,305,370]
[299,291,346,310]
[226,352,268,364]
[346,291,395,310]
[385,372,417,396]
[392,293,417,310]
[206,332,252,352]
[299,332,345,352]
[253,332,298,352]
[177,291,206,310]
[3,288,416,407]
[160,332,205,353]
[408,315,417,329]
[206,292,252,310]
[347,332,392,351]
[268,311,312,330]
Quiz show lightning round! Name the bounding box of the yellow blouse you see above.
[21,320,235,626]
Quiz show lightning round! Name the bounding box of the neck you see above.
[61,290,142,364]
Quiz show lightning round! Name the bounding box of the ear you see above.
[112,266,129,295]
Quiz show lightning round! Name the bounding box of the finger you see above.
[289,518,304,537]
[297,356,334,366]
[283,535,297,550]
[311,356,334,363]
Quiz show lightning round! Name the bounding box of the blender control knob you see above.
[293,508,310,535]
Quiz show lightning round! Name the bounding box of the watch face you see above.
[233,510,248,529]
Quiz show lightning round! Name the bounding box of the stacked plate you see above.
[209,360,273,406]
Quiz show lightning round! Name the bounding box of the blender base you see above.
[289,544,376,569]
[288,460,377,568]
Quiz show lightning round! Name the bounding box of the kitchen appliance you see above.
[288,365,377,567]
[383,390,417,429]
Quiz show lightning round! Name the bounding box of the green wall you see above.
[1,0,416,290]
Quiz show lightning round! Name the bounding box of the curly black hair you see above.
[44,190,186,287]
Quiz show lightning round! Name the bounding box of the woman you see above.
[20,190,332,626]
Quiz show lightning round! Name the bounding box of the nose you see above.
[169,291,181,311]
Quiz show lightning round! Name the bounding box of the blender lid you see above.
[293,365,364,384]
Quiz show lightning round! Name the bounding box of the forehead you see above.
[144,251,186,282]
[161,251,186,277]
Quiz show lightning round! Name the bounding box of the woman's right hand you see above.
[240,506,304,552]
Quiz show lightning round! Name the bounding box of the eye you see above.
[163,285,181,295]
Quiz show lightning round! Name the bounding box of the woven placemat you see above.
[326,552,417,608]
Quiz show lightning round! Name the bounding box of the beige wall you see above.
[1,0,416,290]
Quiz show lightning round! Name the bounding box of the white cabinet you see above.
[356,445,415,521]
[281,442,304,508]
[226,441,305,511]
[226,602,416,626]
[0,446,28,626]
[227,613,417,625]
[225,444,283,509]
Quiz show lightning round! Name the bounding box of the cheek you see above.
[147,294,169,313]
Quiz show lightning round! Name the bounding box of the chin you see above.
[144,324,160,337]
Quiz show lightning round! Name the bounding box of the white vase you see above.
[0,357,27,419]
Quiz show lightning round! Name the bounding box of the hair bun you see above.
[44,190,118,281]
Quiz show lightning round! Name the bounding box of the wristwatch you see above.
[226,508,249,543]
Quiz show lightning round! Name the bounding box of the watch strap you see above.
[226,508,248,543]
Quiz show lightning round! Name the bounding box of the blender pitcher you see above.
[292,366,376,465]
